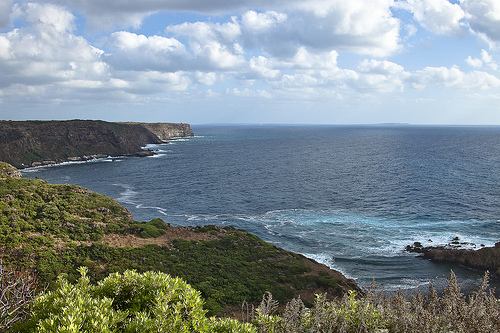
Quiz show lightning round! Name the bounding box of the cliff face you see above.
[0,120,193,168]
[135,123,194,141]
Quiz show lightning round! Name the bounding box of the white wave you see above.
[113,184,138,204]
[147,154,166,158]
[381,279,432,292]
[301,253,358,280]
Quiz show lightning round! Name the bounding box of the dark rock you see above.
[406,241,500,276]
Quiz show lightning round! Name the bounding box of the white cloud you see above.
[106,32,189,72]
[401,0,465,36]
[481,49,498,70]
[356,59,409,92]
[465,50,498,70]
[241,10,287,33]
[409,66,500,90]
[461,0,500,46]
[225,87,272,98]
[166,20,245,70]
[239,2,401,57]
[358,59,405,75]
[248,56,281,80]
[0,3,195,104]
[465,56,483,68]
[194,71,218,85]
[1,3,107,89]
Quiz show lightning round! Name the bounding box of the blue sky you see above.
[0,0,499,125]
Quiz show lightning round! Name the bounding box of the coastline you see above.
[0,120,193,169]
[406,241,500,276]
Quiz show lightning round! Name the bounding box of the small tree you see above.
[0,261,40,331]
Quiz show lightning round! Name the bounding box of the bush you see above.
[17,268,255,332]
[133,219,168,238]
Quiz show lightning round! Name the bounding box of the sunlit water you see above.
[23,125,500,292]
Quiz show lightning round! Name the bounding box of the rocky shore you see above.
[406,239,500,275]
[0,120,194,168]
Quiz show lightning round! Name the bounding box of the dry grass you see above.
[252,270,500,332]
[0,261,41,331]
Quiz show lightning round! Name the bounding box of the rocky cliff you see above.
[126,122,194,141]
[0,120,194,168]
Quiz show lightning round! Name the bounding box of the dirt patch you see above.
[100,226,222,248]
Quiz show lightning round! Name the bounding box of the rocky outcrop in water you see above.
[0,120,194,168]
[406,241,500,275]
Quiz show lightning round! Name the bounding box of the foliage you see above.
[251,270,500,333]
[132,218,168,238]
[16,268,254,332]
[0,177,133,246]
[0,261,41,331]
[0,173,349,316]
[21,234,334,315]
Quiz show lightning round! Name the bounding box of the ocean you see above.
[22,125,500,292]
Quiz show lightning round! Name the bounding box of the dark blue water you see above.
[23,125,500,292]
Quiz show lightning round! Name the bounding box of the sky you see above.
[0,0,499,125]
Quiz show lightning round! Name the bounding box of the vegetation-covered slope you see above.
[0,162,359,315]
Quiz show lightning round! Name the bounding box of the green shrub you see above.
[17,268,255,332]
[146,218,168,230]
[132,219,168,238]
[138,224,165,238]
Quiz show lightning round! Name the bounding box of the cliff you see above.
[124,122,194,141]
[0,120,194,168]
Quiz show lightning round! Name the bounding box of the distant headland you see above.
[0,120,194,168]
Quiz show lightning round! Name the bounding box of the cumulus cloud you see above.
[465,50,498,70]
[166,20,245,70]
[239,2,401,57]
[0,2,194,104]
[408,66,500,90]
[356,59,409,92]
[465,56,483,68]
[1,3,107,89]
[106,32,189,72]
[461,0,500,46]
[248,56,281,80]
[400,0,465,36]
[194,72,219,85]
[3,0,500,118]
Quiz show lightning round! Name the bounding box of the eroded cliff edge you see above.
[123,122,194,141]
[0,120,194,168]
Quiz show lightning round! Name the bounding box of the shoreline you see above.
[406,241,500,276]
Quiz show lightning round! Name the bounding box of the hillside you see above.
[0,120,193,168]
[0,161,360,315]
